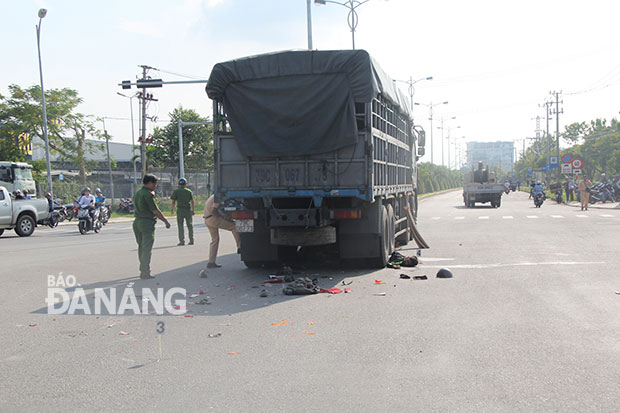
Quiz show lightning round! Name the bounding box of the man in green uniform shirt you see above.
[170,177,194,246]
[133,174,171,279]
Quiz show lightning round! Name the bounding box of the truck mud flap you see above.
[404,206,429,249]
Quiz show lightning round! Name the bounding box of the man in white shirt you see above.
[77,187,96,223]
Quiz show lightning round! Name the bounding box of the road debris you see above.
[400,274,411,279]
[29,323,37,327]
[413,275,428,280]
[194,298,211,305]
[259,289,269,298]
[387,251,419,268]
[208,333,222,338]
[320,288,342,294]
[272,320,288,326]
[283,278,319,295]
[344,288,352,293]
[228,352,240,355]
[119,331,129,335]
[189,293,199,298]
[373,292,387,296]
[375,280,385,284]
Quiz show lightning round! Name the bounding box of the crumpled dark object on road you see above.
[413,275,428,280]
[400,274,411,279]
[283,277,319,295]
[387,251,419,268]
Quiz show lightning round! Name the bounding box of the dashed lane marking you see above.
[478,216,489,220]
[551,215,564,218]
[431,217,441,220]
[454,216,465,220]
[576,214,588,218]
[601,214,613,217]
[502,216,514,219]
[526,216,539,219]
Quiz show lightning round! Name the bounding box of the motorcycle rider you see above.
[533,180,545,205]
[45,192,55,226]
[77,187,96,225]
[95,188,106,207]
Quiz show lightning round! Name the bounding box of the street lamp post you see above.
[314,0,380,49]
[444,124,460,169]
[414,101,448,164]
[117,92,139,190]
[393,76,433,111]
[36,8,52,196]
[306,0,313,49]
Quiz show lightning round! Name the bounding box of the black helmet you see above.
[436,268,453,279]
[178,178,187,185]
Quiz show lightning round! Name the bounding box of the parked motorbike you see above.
[77,205,102,235]
[554,190,563,204]
[38,210,60,228]
[534,192,544,208]
[117,198,134,214]
[589,183,615,204]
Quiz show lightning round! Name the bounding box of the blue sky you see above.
[3,0,620,165]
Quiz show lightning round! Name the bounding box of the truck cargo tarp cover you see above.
[206,50,410,157]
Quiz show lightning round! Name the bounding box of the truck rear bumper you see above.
[270,226,336,246]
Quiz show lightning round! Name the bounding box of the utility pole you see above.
[551,90,563,185]
[139,65,149,177]
[101,118,115,207]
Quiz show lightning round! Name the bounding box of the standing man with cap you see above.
[133,174,171,279]
[171,177,195,246]
[203,194,240,269]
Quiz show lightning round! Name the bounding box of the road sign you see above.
[561,163,572,174]
[542,164,559,172]
[571,158,583,169]
[561,154,572,163]
[548,156,558,166]
[573,168,582,175]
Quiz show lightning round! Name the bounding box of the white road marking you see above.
[526,215,539,219]
[478,216,489,220]
[454,216,465,220]
[502,216,513,219]
[576,214,588,218]
[551,215,564,218]
[431,217,441,220]
[419,258,455,262]
[422,261,605,269]
[601,214,613,218]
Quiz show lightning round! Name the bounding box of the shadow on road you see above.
[31,247,377,317]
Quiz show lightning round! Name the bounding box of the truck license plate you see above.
[235,219,254,233]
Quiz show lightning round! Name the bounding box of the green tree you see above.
[0,85,103,186]
[149,107,213,173]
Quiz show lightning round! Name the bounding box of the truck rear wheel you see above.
[15,214,35,237]
[371,205,390,268]
[386,203,395,255]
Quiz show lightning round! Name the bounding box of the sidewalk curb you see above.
[419,188,462,201]
[563,202,620,211]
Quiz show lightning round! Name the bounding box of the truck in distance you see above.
[463,161,504,208]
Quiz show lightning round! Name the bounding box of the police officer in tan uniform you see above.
[202,194,240,268]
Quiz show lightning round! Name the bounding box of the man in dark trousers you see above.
[171,177,194,246]
[133,174,171,279]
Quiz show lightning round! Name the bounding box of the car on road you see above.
[0,186,50,237]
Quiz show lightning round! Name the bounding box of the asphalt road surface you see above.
[1,190,619,412]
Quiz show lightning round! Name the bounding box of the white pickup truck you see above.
[0,186,50,237]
